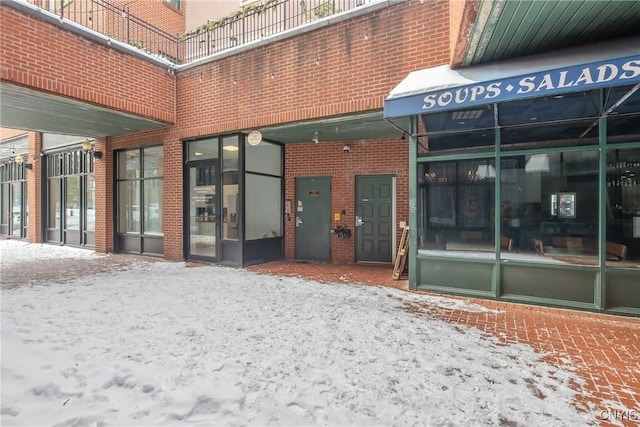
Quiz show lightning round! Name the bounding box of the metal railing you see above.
[24,0,377,64]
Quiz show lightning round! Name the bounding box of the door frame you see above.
[183,158,221,263]
[355,174,397,263]
[295,176,332,261]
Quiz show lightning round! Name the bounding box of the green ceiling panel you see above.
[464,0,640,67]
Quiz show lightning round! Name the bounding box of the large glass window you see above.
[0,162,27,238]
[420,159,495,251]
[245,174,282,240]
[245,140,282,175]
[1,183,8,233]
[48,178,61,229]
[10,182,22,237]
[245,140,283,241]
[606,147,640,266]
[65,176,80,231]
[118,181,140,233]
[116,146,163,235]
[144,180,162,235]
[500,150,599,265]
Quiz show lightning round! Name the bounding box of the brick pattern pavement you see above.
[249,260,640,427]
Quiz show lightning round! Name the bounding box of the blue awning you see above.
[384,37,640,119]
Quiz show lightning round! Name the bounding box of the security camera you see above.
[343,145,351,153]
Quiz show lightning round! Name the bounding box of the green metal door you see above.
[295,177,331,261]
[356,175,393,263]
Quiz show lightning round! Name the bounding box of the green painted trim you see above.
[597,115,607,309]
[408,116,418,290]
[606,141,640,150]
[419,254,604,271]
[493,124,501,295]
[419,142,600,163]
[418,151,494,162]
[604,307,640,318]
[417,253,495,265]
[499,259,600,271]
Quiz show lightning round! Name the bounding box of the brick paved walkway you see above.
[249,260,640,427]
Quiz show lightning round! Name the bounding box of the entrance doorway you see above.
[44,151,95,246]
[355,175,394,263]
[186,161,219,261]
[295,176,331,261]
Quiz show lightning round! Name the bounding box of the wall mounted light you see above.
[343,145,351,154]
[82,139,102,159]
[312,131,319,144]
[14,154,32,169]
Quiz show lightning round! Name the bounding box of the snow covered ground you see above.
[1,240,593,426]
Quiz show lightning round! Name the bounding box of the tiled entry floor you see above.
[249,260,640,427]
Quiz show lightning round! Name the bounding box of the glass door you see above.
[10,182,21,237]
[187,162,218,260]
[64,176,81,245]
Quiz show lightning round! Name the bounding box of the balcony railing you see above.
[24,0,377,64]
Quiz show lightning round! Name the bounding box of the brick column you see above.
[163,137,183,261]
[26,132,41,243]
[93,137,113,253]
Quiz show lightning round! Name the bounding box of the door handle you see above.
[355,216,364,227]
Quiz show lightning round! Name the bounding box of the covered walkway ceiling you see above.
[0,83,167,137]
[459,0,640,67]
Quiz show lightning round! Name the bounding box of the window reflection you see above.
[420,151,603,265]
[420,159,495,251]
[606,147,640,265]
[500,151,599,265]
[245,174,282,240]
[222,173,238,240]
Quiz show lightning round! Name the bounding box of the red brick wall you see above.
[93,137,114,253]
[112,0,186,37]
[449,0,479,68]
[0,4,175,124]
[174,0,450,137]
[26,133,42,244]
[285,140,409,264]
[9,0,450,262]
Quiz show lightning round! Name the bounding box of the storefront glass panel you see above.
[188,138,218,161]
[115,146,164,256]
[144,146,163,177]
[86,175,95,232]
[118,150,140,180]
[118,180,140,233]
[65,176,80,231]
[144,179,163,235]
[11,182,21,237]
[48,178,61,229]
[222,173,239,240]
[222,136,239,171]
[606,147,640,268]
[419,159,495,252]
[245,140,282,175]
[245,174,282,240]
[500,150,600,266]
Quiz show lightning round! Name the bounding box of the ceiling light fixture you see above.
[14,154,33,169]
[81,139,102,159]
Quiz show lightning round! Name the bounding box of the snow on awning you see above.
[384,36,640,119]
